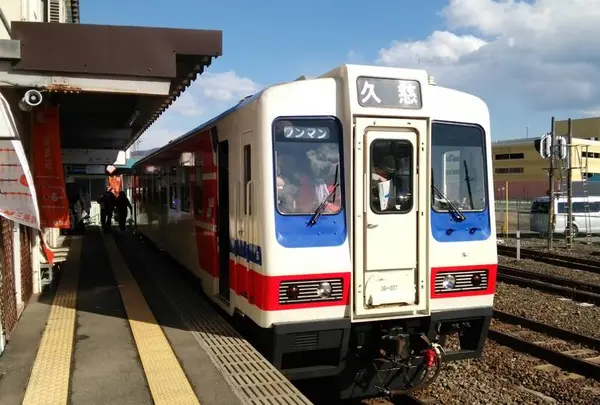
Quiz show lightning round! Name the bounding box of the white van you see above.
[530,196,600,236]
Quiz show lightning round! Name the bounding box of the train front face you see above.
[261,67,496,398]
[336,69,496,398]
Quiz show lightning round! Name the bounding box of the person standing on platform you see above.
[98,188,116,232]
[115,191,133,231]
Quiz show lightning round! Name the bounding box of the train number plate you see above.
[380,284,399,292]
[365,271,416,307]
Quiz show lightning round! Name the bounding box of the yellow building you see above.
[492,117,600,200]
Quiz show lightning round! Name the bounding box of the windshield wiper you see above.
[463,160,474,210]
[432,183,466,222]
[308,164,340,227]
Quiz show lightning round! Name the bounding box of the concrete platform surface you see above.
[0,227,309,405]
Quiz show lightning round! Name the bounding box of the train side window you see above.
[370,139,413,214]
[141,174,147,203]
[244,144,252,215]
[148,174,153,203]
[181,168,191,212]
[154,174,160,203]
[194,165,204,215]
[161,185,167,207]
[169,166,178,210]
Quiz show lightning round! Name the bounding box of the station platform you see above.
[0,227,312,405]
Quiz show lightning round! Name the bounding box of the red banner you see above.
[108,175,122,196]
[31,106,70,229]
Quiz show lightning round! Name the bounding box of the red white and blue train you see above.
[130,64,497,398]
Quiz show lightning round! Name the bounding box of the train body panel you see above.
[130,64,496,398]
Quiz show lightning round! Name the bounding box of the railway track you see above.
[497,245,600,274]
[497,264,600,306]
[489,310,600,380]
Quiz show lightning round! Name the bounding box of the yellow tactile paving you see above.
[22,236,82,405]
[102,233,201,405]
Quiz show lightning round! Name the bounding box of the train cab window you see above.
[181,168,191,212]
[169,166,178,210]
[370,140,413,213]
[431,122,487,212]
[244,144,252,215]
[194,165,203,215]
[273,118,343,215]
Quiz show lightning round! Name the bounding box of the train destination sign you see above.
[356,77,422,109]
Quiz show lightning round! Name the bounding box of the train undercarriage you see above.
[243,307,493,399]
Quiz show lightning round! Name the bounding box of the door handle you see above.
[367,223,378,229]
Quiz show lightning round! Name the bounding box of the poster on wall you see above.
[0,146,40,229]
[0,93,53,263]
[31,106,70,229]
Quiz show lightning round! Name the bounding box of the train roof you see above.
[133,63,486,170]
[133,90,265,168]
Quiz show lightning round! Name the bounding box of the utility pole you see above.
[566,118,573,249]
[547,116,555,250]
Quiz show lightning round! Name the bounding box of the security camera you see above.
[18,89,43,111]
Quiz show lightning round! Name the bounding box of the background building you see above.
[0,0,79,355]
[492,117,600,204]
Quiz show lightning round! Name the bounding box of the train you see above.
[129,64,497,398]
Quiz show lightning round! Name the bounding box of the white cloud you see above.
[138,71,260,149]
[197,71,260,102]
[376,0,600,113]
[378,31,486,66]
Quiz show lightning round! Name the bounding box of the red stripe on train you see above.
[228,259,351,311]
[430,264,497,299]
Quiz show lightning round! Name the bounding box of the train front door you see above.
[353,118,428,318]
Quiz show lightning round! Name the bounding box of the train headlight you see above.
[442,275,456,289]
[286,285,300,299]
[317,281,332,298]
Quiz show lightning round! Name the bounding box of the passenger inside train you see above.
[370,142,412,212]
[275,143,342,215]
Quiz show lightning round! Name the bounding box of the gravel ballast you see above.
[363,282,600,404]
[494,282,600,340]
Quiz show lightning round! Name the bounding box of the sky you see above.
[80,0,600,150]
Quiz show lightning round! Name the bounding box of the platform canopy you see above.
[0,21,222,150]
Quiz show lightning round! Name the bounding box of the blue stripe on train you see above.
[274,211,347,248]
[430,208,491,242]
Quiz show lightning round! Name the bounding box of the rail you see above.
[489,310,600,380]
[497,265,600,306]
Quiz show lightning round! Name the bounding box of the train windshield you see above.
[273,118,343,215]
[431,122,487,212]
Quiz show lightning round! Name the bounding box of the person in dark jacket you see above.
[115,191,133,231]
[98,188,116,232]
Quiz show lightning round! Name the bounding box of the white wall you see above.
[0,0,46,39]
